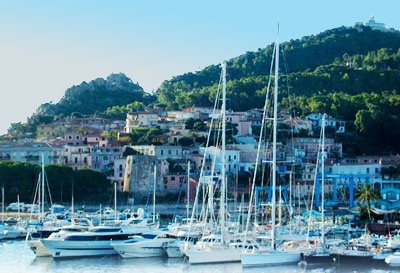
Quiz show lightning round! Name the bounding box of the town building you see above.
[124,110,158,133]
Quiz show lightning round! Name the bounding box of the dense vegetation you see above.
[155,26,400,155]
[6,25,400,156]
[0,161,113,206]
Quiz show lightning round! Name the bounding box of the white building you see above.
[129,145,184,160]
[199,145,240,174]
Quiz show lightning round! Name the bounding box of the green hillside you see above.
[8,25,400,156]
[156,26,400,111]
[155,25,400,155]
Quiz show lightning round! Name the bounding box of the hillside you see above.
[34,73,156,118]
[154,25,400,155]
[9,25,400,156]
[156,25,400,111]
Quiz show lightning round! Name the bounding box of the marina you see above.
[0,238,397,273]
[1,23,400,273]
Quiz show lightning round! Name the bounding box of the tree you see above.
[355,183,379,222]
[184,118,196,130]
[178,137,194,147]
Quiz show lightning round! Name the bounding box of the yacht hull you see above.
[241,250,301,267]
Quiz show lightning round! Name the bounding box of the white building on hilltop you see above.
[365,15,386,31]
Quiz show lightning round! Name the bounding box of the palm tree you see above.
[355,183,379,221]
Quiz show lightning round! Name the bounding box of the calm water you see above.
[0,239,399,273]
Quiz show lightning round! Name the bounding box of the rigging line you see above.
[306,115,325,242]
[43,168,53,207]
[244,41,277,236]
[187,64,224,236]
[281,44,297,160]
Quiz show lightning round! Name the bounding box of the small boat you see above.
[0,223,22,239]
[385,252,400,266]
[111,230,178,258]
[329,242,374,261]
[182,233,253,264]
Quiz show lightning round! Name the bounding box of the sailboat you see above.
[303,113,333,263]
[240,36,302,267]
[182,62,252,264]
[26,154,59,257]
[26,154,79,256]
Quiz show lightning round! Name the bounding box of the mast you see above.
[221,61,227,244]
[321,113,326,246]
[17,194,20,219]
[153,164,156,223]
[271,39,279,249]
[71,182,75,222]
[186,160,190,220]
[41,153,45,219]
[114,181,117,221]
[1,187,4,223]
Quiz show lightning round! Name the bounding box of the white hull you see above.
[41,239,119,258]
[385,253,400,266]
[26,239,51,257]
[241,250,301,267]
[164,245,183,258]
[163,240,184,258]
[183,247,242,264]
[330,245,374,259]
[39,224,151,258]
[1,226,21,239]
[113,246,166,258]
[112,237,176,258]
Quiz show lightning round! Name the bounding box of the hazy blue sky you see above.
[0,0,398,135]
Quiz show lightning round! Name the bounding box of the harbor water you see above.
[1,239,400,273]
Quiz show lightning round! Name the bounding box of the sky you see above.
[0,0,399,135]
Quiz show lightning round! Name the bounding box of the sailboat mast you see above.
[114,181,117,221]
[187,160,190,219]
[1,187,4,222]
[321,113,326,246]
[41,153,45,218]
[153,164,156,223]
[271,39,279,248]
[221,61,227,244]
